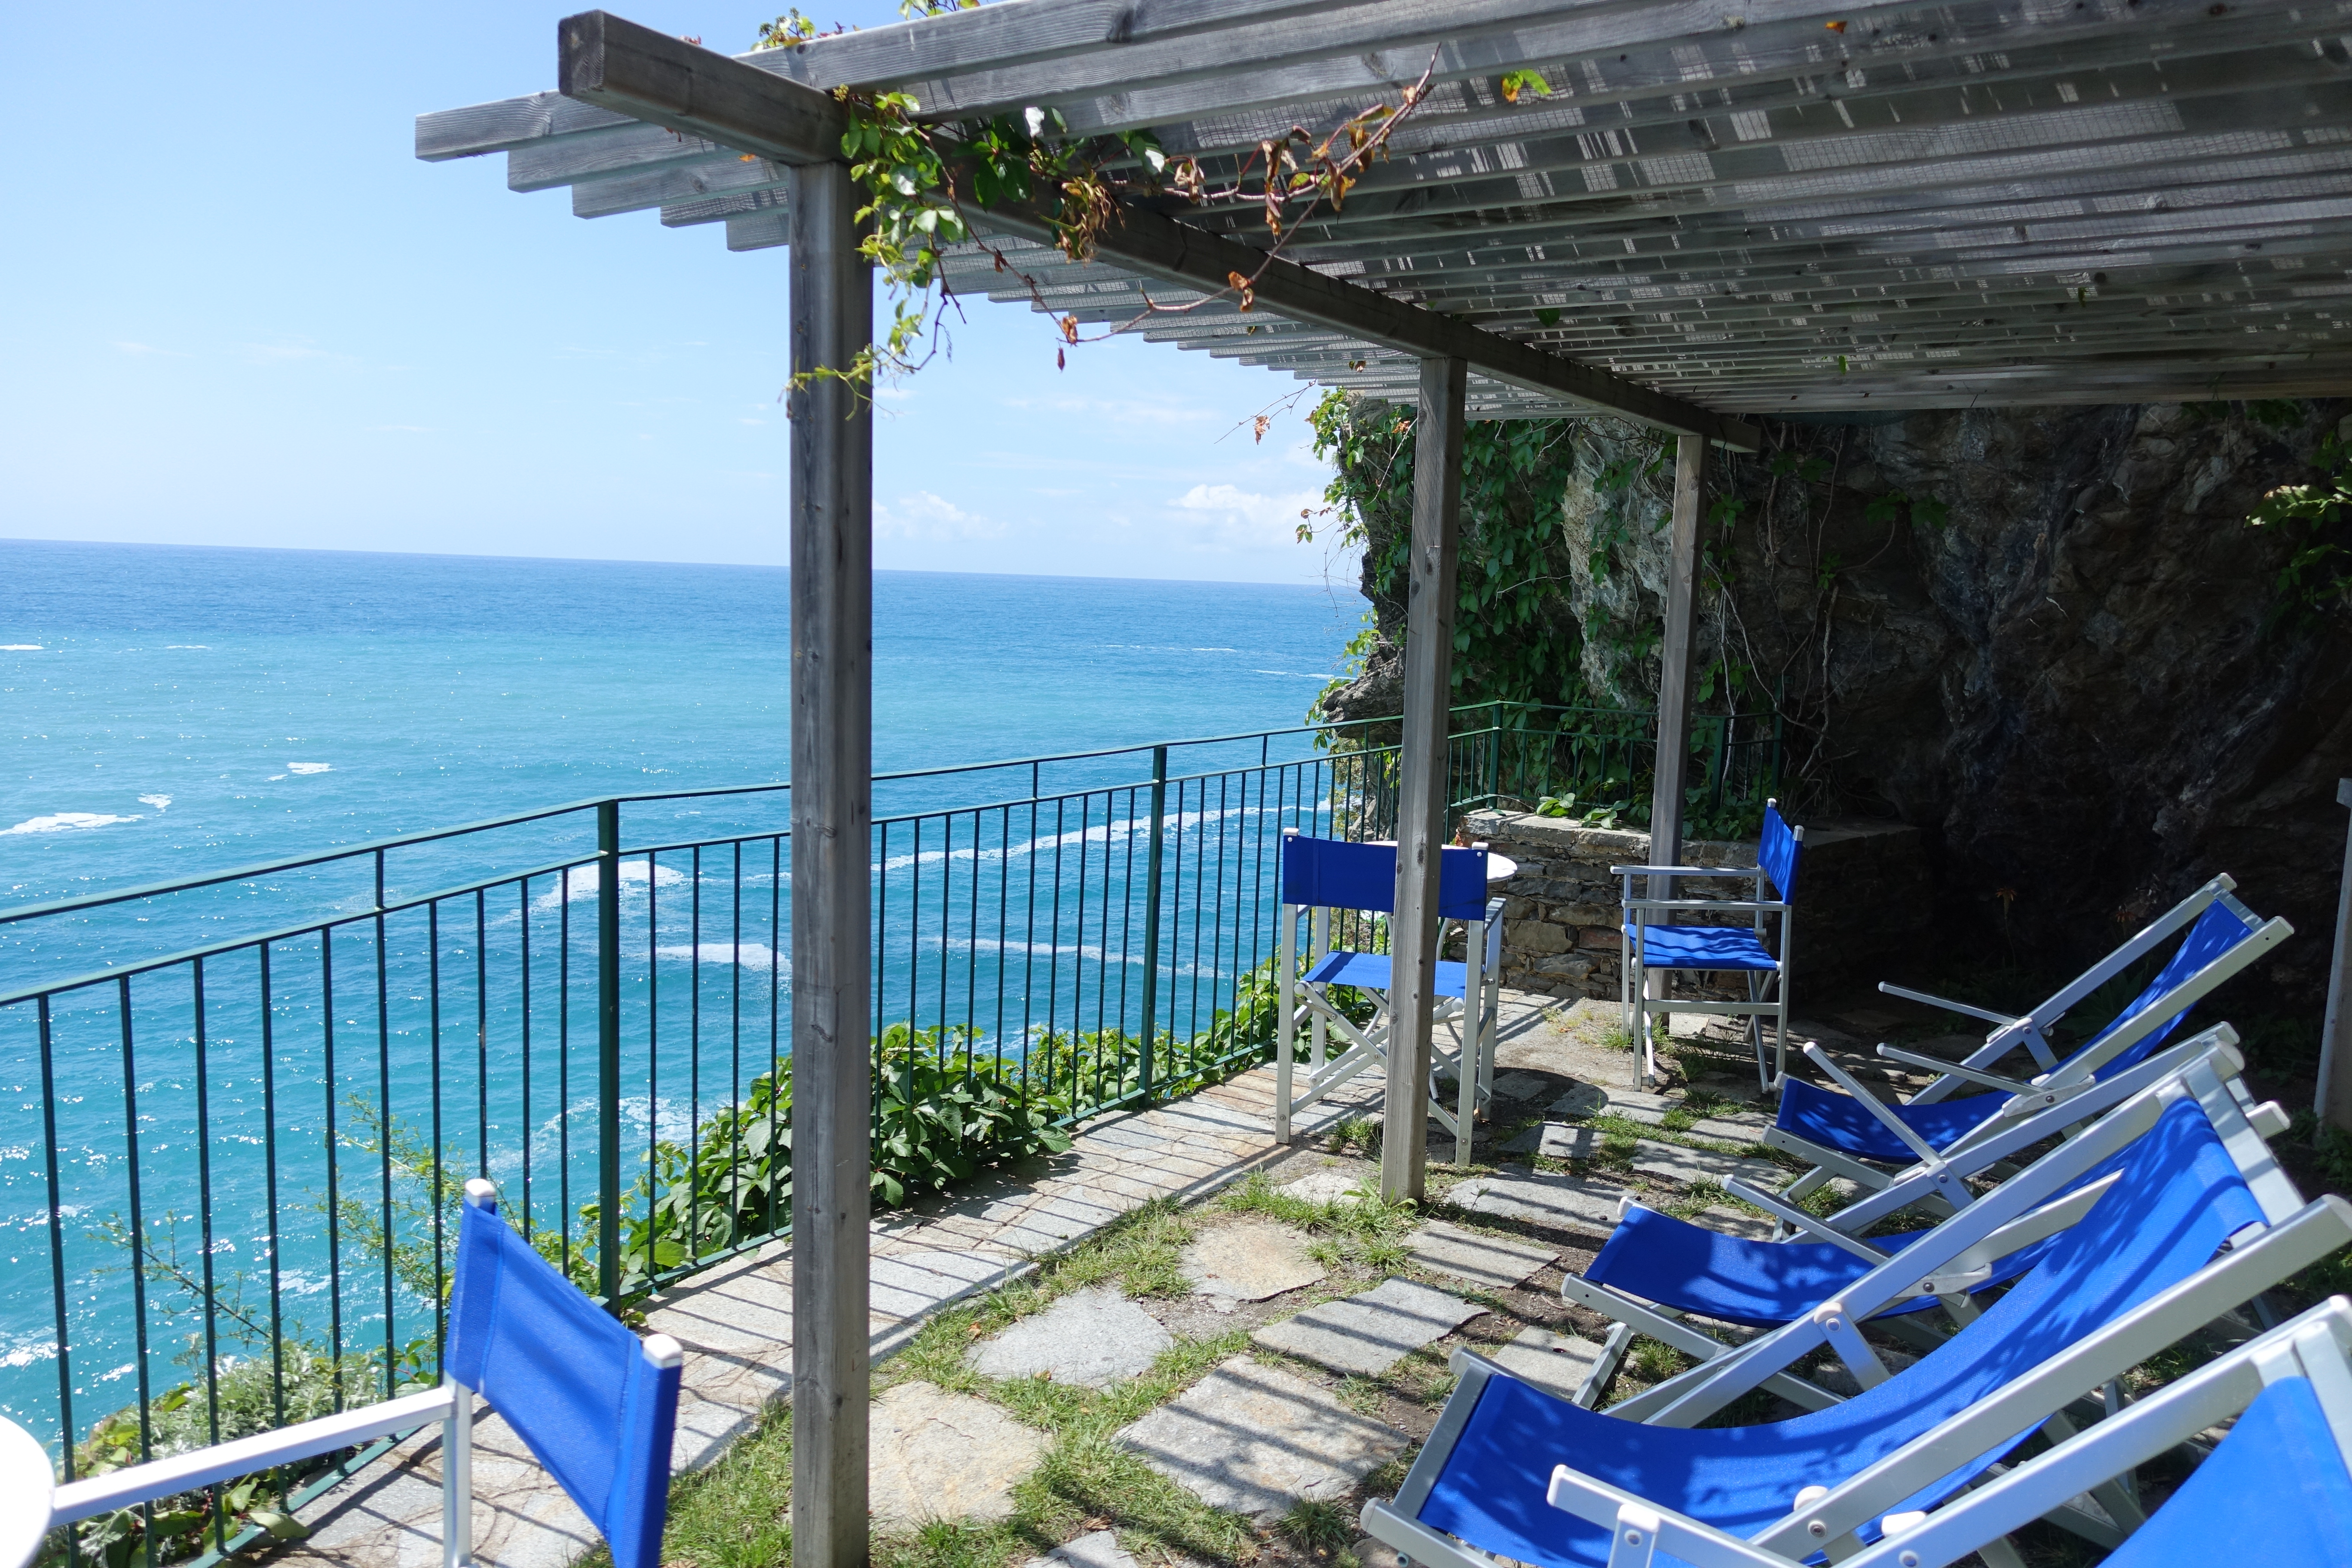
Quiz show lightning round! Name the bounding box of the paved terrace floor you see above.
[267,993,1967,1568]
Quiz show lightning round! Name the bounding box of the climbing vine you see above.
[2246,422,2352,628]
[753,9,1443,389]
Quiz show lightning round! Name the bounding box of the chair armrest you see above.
[1877,981,2019,1027]
[1875,1044,2029,1093]
[1610,864,1764,878]
[1721,1178,1890,1265]
[1624,898,1788,914]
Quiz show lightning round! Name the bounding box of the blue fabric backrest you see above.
[447,1202,680,1568]
[2080,900,2262,1080]
[1758,801,1800,901]
[1280,834,1489,920]
[2107,1373,2352,1568]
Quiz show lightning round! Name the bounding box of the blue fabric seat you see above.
[1615,925,1779,972]
[1776,898,2267,1167]
[1391,1096,2269,1568]
[446,1188,682,1568]
[2101,1373,2352,1567]
[1303,949,1474,998]
[1581,1205,2056,1330]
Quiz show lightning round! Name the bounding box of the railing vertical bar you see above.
[646,850,660,1277]
[261,944,285,1431]
[118,974,155,1550]
[377,897,396,1398]
[730,839,743,1245]
[768,834,784,1240]
[557,874,570,1279]
[322,929,344,1412]
[1139,749,1167,1099]
[475,888,489,1181]
[597,801,621,1305]
[689,845,703,1257]
[994,806,1010,1075]
[428,903,446,1346]
[966,808,980,1079]
[192,954,225,1554]
[907,817,922,1053]
[521,876,534,1240]
[37,995,76,1492]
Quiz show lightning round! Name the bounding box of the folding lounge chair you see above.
[1361,1064,2352,1568]
[42,1181,683,1568]
[1767,877,2291,1200]
[1542,1293,2352,1568]
[1274,830,1506,1163]
[1617,801,1803,1093]
[1556,1027,2282,1412]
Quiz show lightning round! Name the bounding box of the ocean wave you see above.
[0,644,41,652]
[1254,670,1335,680]
[165,644,211,649]
[0,1337,57,1369]
[536,859,691,908]
[138,793,172,811]
[3,812,141,836]
[653,941,788,977]
[874,800,1311,875]
[288,762,332,775]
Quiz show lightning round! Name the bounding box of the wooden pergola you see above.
[419,5,2352,1560]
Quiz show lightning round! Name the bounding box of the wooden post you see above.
[2317,779,2352,1132]
[1382,356,1467,1204]
[1648,435,1709,873]
[787,157,875,1568]
[1639,437,1707,1083]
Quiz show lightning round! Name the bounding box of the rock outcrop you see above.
[1321,400,2352,998]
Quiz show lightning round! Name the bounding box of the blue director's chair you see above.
[1618,799,1803,1091]
[43,1180,683,1568]
[1275,830,1507,1164]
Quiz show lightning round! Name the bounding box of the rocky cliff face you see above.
[1322,400,2352,997]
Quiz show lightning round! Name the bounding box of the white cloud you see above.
[876,490,1004,542]
[371,424,430,433]
[1002,394,1220,429]
[242,341,333,364]
[1174,483,1321,530]
[112,340,185,357]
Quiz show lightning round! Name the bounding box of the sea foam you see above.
[3,812,141,836]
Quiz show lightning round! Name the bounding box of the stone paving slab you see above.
[1251,1278,1485,1376]
[1491,1071,1551,1100]
[1699,1205,1777,1240]
[1405,1219,1558,1290]
[1183,1219,1326,1309]
[1451,1167,1623,1231]
[870,1381,1048,1526]
[1025,1530,1141,1568]
[1625,1138,1782,1190]
[1277,1167,1374,1204]
[970,1285,1174,1387]
[1115,1357,1407,1522]
[1480,1327,1606,1401]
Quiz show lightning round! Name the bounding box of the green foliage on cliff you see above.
[1305,389,1599,714]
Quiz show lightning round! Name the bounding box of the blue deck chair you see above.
[1617,801,1803,1092]
[1360,1072,2352,1568]
[1767,877,2291,1201]
[1274,830,1506,1164]
[45,1180,683,1568]
[1541,1294,2352,1568]
[1555,1029,2287,1413]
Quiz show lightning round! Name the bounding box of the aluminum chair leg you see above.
[1276,904,1297,1144]
[442,1381,473,1568]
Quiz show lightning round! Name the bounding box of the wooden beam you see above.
[1383,355,1467,1205]
[978,200,1759,447]
[787,156,875,1568]
[557,9,844,167]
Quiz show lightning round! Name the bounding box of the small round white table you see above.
[0,1415,54,1568]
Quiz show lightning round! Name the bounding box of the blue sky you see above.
[0,3,1360,586]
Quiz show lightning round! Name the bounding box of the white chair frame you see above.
[1273,842,1506,1165]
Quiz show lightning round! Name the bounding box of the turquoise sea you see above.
[2,539,1364,908]
[0,538,1364,1444]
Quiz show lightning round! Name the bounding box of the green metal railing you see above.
[0,697,1776,1562]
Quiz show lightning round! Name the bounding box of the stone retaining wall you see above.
[1455,810,1932,1002]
